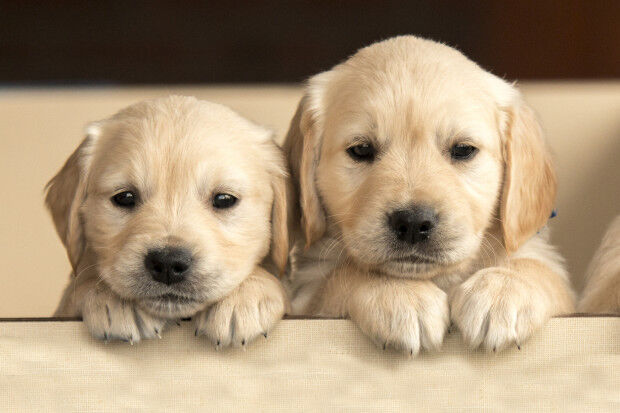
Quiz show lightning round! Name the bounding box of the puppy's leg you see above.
[450,258,574,352]
[194,267,288,348]
[579,216,620,313]
[580,277,620,313]
[314,264,450,355]
[57,270,167,343]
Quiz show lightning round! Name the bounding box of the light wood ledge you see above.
[1,317,618,411]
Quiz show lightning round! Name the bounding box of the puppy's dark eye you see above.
[213,193,238,209]
[450,143,478,161]
[111,191,137,208]
[347,142,375,162]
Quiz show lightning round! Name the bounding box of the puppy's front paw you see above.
[450,267,549,352]
[348,280,449,356]
[81,286,167,343]
[194,269,287,348]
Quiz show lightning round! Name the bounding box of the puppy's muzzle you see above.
[388,206,437,245]
[144,247,192,285]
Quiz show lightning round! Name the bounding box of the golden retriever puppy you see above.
[579,215,620,313]
[47,96,289,346]
[284,36,575,354]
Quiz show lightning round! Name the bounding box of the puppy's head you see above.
[46,96,288,317]
[285,36,555,278]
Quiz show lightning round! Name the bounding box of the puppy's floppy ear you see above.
[45,124,100,270]
[500,98,557,254]
[269,165,290,276]
[284,73,331,248]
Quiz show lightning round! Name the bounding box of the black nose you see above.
[388,206,437,244]
[144,247,192,285]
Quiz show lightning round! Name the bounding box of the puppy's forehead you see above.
[324,36,510,145]
[92,97,272,187]
[118,97,269,148]
[339,36,504,103]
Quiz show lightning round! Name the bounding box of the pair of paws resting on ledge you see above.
[80,271,287,348]
[330,266,566,355]
[78,266,567,355]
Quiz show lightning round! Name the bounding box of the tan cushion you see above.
[1,317,618,411]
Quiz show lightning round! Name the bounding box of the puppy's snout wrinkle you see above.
[145,247,192,285]
[388,206,437,244]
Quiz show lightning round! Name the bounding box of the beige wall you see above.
[0,83,618,317]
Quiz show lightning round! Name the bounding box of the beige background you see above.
[0,83,619,317]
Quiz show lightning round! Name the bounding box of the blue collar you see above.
[537,209,557,234]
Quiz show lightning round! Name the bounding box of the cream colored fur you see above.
[579,215,620,313]
[47,96,289,346]
[284,36,575,354]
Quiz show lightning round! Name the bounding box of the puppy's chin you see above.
[342,234,481,280]
[374,257,473,280]
[101,268,248,319]
[139,295,205,318]
[374,261,441,279]
[98,267,211,319]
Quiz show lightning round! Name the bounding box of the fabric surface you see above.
[1,83,619,317]
[1,317,618,412]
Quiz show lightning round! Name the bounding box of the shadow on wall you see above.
[555,125,620,292]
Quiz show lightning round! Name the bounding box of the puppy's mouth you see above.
[155,293,198,303]
[140,293,202,318]
[382,251,442,266]
[369,252,451,279]
[390,254,436,264]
